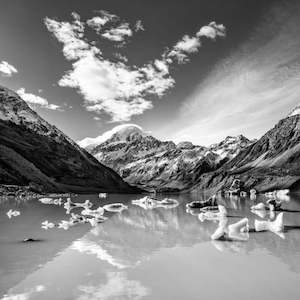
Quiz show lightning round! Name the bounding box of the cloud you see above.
[102,23,133,42]
[171,2,300,146]
[86,10,117,33]
[16,88,61,110]
[135,20,145,32]
[0,61,18,77]
[167,35,201,63]
[78,123,144,148]
[196,21,226,39]
[45,12,225,122]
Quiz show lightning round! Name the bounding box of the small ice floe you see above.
[99,193,107,199]
[254,212,284,235]
[81,206,105,217]
[250,194,257,201]
[211,217,249,241]
[211,217,228,240]
[250,189,257,195]
[40,197,64,205]
[198,205,227,222]
[58,220,74,230]
[103,203,128,213]
[41,220,55,230]
[186,196,216,210]
[70,213,88,224]
[132,196,179,210]
[64,198,93,214]
[39,197,54,204]
[132,196,159,210]
[6,209,20,219]
[87,216,108,227]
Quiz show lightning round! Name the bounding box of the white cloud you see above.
[197,21,226,39]
[166,21,225,64]
[135,20,145,32]
[168,35,201,63]
[86,10,117,33]
[102,23,132,42]
[45,12,225,122]
[78,123,144,148]
[0,61,18,76]
[16,88,61,110]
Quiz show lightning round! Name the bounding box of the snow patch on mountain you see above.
[78,124,147,149]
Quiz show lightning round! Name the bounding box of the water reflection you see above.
[1,193,300,299]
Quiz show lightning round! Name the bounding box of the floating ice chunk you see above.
[64,198,93,213]
[81,206,105,217]
[211,217,228,240]
[254,212,284,233]
[199,205,227,221]
[132,196,160,210]
[251,202,266,211]
[39,197,54,204]
[41,220,55,230]
[228,218,249,235]
[58,220,73,230]
[99,193,107,198]
[103,203,128,213]
[6,209,20,219]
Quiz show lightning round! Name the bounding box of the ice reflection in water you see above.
[1,193,300,300]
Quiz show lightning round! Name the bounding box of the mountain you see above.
[190,112,300,193]
[87,125,253,192]
[0,85,138,193]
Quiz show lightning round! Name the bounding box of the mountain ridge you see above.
[0,85,139,193]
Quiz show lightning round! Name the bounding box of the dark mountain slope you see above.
[0,86,138,193]
[189,114,300,193]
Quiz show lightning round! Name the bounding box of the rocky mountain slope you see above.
[190,113,300,193]
[87,125,253,192]
[0,85,138,193]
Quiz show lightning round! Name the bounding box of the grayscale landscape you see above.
[0,1,300,299]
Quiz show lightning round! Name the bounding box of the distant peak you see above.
[78,124,147,149]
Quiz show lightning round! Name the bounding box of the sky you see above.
[1,0,300,146]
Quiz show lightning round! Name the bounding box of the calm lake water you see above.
[0,192,300,300]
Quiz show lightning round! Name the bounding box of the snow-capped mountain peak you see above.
[78,124,147,149]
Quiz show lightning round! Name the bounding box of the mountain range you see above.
[0,86,138,193]
[83,112,300,193]
[1,83,299,194]
[84,125,254,192]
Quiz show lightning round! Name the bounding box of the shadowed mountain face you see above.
[190,114,300,193]
[88,126,253,192]
[0,86,138,193]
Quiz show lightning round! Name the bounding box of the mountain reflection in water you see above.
[1,193,300,300]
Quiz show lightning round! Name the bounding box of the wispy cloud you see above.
[45,11,225,122]
[17,88,61,111]
[0,61,18,77]
[172,2,300,146]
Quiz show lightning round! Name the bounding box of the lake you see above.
[1,192,300,300]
